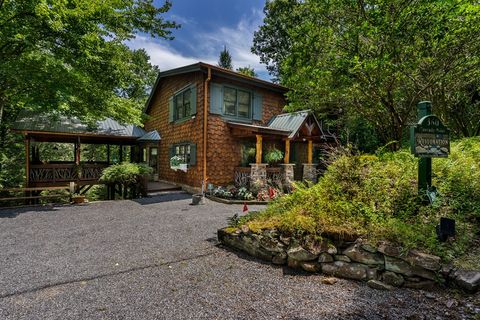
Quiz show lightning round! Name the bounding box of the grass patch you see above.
[238,137,480,266]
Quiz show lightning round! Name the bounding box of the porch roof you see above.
[11,111,159,144]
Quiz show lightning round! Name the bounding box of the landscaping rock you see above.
[318,253,334,263]
[259,237,285,253]
[367,268,379,281]
[301,261,321,273]
[367,280,394,291]
[382,271,404,287]
[406,250,441,271]
[361,243,378,253]
[287,244,318,261]
[303,235,328,255]
[377,241,402,257]
[279,234,291,246]
[334,255,351,262]
[404,279,436,291]
[321,261,368,281]
[321,277,338,285]
[327,245,337,255]
[385,256,413,276]
[272,252,287,265]
[343,244,384,266]
[218,229,273,262]
[287,257,302,269]
[450,269,480,293]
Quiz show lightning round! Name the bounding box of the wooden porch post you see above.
[284,139,290,164]
[307,140,313,164]
[255,134,263,164]
[25,136,30,187]
[75,137,81,165]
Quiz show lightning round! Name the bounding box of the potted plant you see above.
[264,148,284,166]
[170,155,183,171]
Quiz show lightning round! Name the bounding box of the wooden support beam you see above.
[25,136,30,187]
[307,140,313,164]
[75,137,81,165]
[284,139,290,164]
[255,134,263,164]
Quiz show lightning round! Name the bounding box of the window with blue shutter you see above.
[210,82,259,121]
[253,92,263,121]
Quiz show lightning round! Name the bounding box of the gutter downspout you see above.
[203,67,211,193]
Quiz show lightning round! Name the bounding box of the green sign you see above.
[411,115,450,158]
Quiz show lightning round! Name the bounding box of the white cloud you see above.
[127,8,269,78]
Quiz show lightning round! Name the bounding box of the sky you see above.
[127,0,270,80]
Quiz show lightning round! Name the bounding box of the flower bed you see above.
[209,185,283,202]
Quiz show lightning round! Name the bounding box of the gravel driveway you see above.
[0,192,478,319]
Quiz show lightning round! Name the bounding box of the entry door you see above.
[148,147,158,174]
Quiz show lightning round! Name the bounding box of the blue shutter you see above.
[190,84,197,116]
[209,83,223,115]
[189,143,197,166]
[253,92,263,121]
[168,96,174,123]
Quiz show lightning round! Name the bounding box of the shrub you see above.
[100,162,152,185]
[241,138,480,261]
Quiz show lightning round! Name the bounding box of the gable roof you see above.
[267,110,336,140]
[144,62,288,114]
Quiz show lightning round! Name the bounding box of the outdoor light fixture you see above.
[436,217,455,242]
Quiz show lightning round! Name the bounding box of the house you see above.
[143,62,336,192]
[10,62,335,194]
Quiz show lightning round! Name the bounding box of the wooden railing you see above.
[29,163,107,185]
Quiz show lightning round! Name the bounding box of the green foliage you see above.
[244,138,480,261]
[236,66,257,77]
[264,148,284,165]
[218,45,233,70]
[253,0,480,145]
[100,162,152,185]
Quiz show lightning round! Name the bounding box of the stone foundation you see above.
[218,228,480,293]
[280,164,295,190]
[302,164,317,183]
[250,163,268,189]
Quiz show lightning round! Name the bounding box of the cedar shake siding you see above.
[144,63,287,188]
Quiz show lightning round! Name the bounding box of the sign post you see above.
[410,101,450,197]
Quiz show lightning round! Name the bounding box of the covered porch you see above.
[228,110,337,189]
[12,112,161,195]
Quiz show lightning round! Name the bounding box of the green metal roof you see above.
[12,111,154,140]
[267,110,336,140]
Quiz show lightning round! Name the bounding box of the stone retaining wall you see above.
[218,227,480,293]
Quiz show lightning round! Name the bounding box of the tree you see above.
[0,0,177,127]
[0,0,177,187]
[253,0,480,147]
[218,45,233,70]
[236,66,257,77]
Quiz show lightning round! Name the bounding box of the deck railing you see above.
[29,163,108,185]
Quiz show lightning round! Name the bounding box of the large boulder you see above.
[343,244,384,266]
[367,280,394,291]
[218,229,273,262]
[272,252,287,265]
[318,253,334,263]
[377,241,402,257]
[450,269,480,293]
[385,256,413,276]
[301,261,322,273]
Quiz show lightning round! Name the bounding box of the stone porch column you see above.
[280,163,295,190]
[250,163,268,189]
[303,163,317,183]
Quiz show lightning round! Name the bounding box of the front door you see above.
[148,147,158,176]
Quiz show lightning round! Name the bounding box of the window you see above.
[223,86,251,118]
[173,88,191,121]
[169,142,197,166]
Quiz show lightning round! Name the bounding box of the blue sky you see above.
[127,0,270,80]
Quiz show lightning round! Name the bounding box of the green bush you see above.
[100,162,152,185]
[243,137,480,262]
